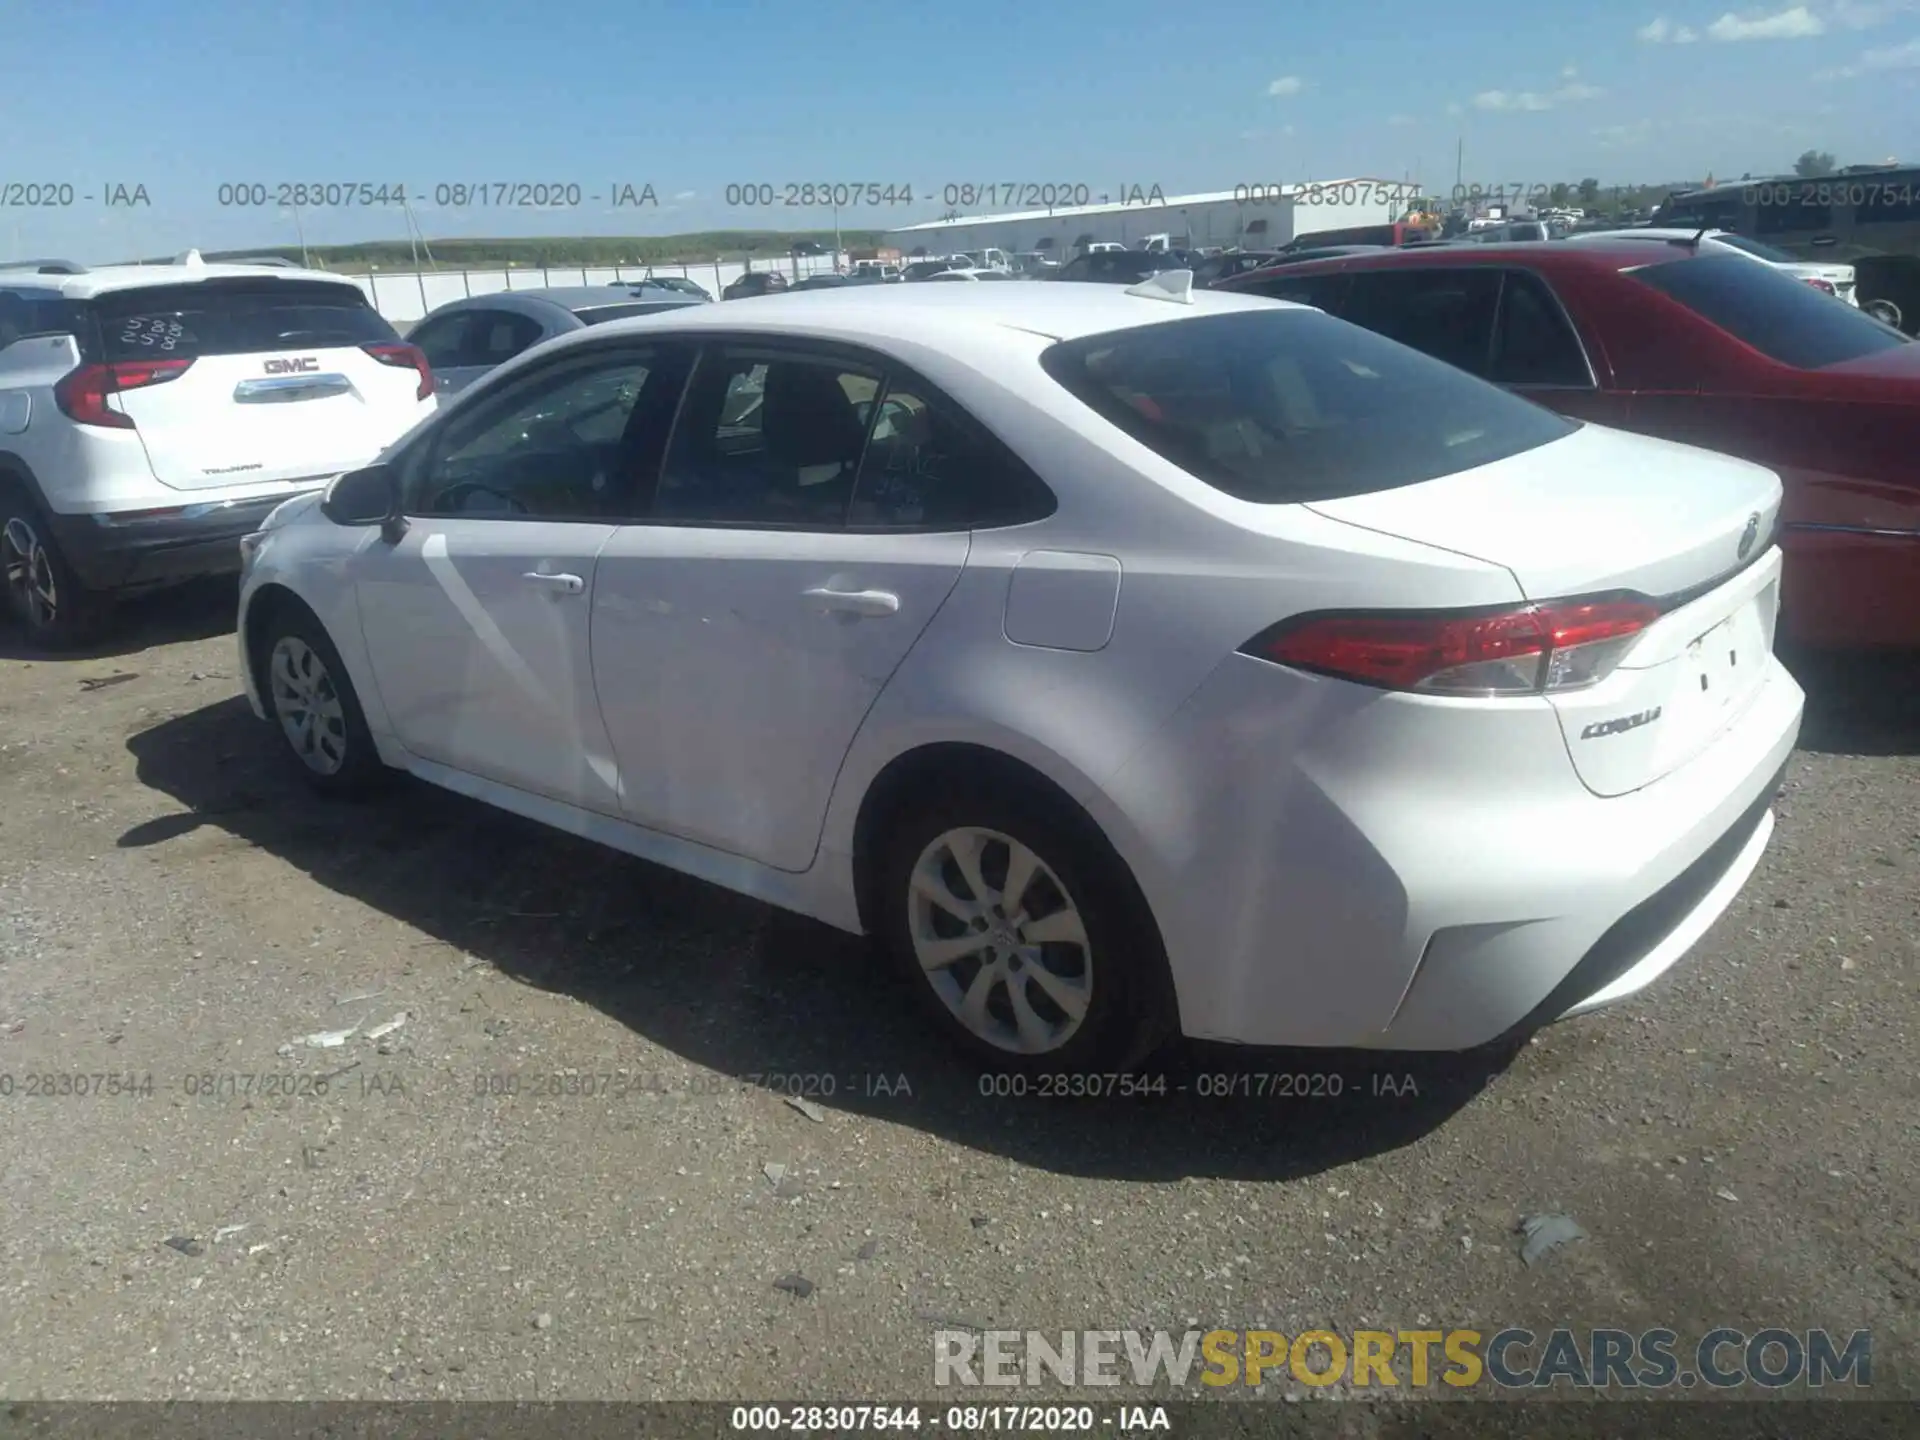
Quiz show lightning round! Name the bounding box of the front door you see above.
[352,342,687,812]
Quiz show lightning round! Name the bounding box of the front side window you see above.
[1630,253,1910,369]
[1040,309,1577,504]
[405,352,672,519]
[652,350,877,526]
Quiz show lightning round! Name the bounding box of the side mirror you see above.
[321,462,405,541]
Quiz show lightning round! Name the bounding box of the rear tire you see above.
[0,485,110,650]
[873,783,1175,1075]
[256,601,390,798]
[1863,297,1903,331]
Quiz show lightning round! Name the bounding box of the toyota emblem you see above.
[1738,512,1760,560]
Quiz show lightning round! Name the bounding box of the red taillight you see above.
[364,342,433,401]
[52,358,193,429]
[1804,277,1836,295]
[1242,598,1663,695]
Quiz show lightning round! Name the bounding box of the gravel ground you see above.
[0,583,1915,1405]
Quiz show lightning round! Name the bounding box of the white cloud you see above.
[1388,112,1418,125]
[1473,78,1607,110]
[1267,75,1304,96]
[1445,101,1465,115]
[1830,0,1918,28]
[674,190,696,201]
[1816,32,1920,73]
[1638,16,1701,38]
[1563,63,1580,76]
[1706,5,1826,37]
[1281,123,1297,135]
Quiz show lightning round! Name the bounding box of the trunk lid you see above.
[89,279,429,491]
[1306,422,1786,796]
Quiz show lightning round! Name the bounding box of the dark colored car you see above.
[1212,245,1392,284]
[789,273,858,291]
[1191,251,1282,284]
[1217,240,1920,647]
[722,271,790,300]
[1050,250,1194,284]
[900,259,964,282]
[638,276,713,300]
[407,284,707,398]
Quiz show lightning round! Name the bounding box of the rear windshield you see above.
[1629,253,1909,369]
[1040,309,1578,504]
[573,301,692,324]
[89,280,397,361]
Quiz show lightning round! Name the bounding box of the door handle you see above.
[523,571,585,594]
[803,586,900,617]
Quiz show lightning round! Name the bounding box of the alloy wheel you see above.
[269,636,349,776]
[2,516,58,631]
[907,826,1092,1055]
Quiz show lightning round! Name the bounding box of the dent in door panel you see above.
[1003,551,1122,652]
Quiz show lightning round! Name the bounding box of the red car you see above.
[1216,239,1920,648]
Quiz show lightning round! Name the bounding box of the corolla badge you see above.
[1738,512,1761,560]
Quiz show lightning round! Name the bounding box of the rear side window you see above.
[0,290,86,349]
[1490,270,1591,386]
[1630,253,1910,369]
[1040,310,1578,504]
[89,280,396,362]
[849,378,1054,529]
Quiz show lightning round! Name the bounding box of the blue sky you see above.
[3,0,1916,261]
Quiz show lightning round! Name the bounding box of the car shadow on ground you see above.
[0,578,237,663]
[1779,646,1920,758]
[123,696,1519,1184]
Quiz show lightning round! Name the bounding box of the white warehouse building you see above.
[883,180,1411,258]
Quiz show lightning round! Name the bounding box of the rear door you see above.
[89,278,428,490]
[592,343,1012,872]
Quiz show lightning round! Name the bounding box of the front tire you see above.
[258,603,388,797]
[874,787,1174,1074]
[1,489,108,650]
[1863,297,1904,331]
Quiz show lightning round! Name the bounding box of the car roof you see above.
[527,275,1300,351]
[1238,237,1695,278]
[421,286,702,321]
[0,252,366,300]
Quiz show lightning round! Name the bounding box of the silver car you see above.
[407,285,707,398]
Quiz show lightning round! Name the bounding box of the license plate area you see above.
[1685,593,1767,716]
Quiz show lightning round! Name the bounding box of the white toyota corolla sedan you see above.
[235,273,1804,1071]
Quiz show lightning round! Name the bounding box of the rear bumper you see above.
[46,492,317,592]
[1104,649,1804,1051]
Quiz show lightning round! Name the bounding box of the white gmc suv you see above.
[0,252,435,648]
